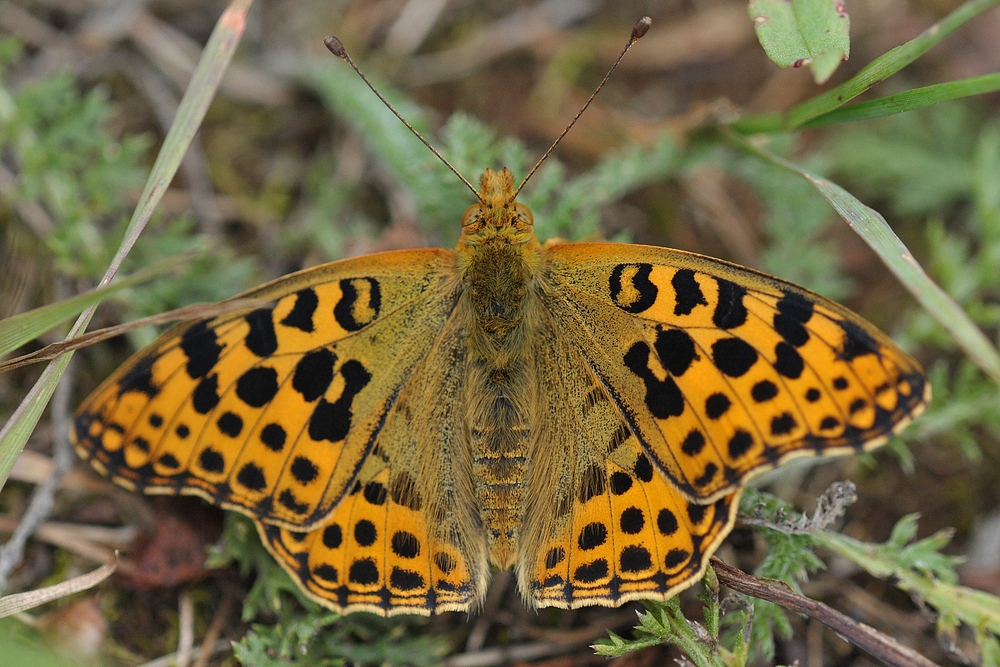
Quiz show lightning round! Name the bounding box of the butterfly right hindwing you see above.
[259,310,490,615]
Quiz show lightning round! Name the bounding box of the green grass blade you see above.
[802,73,1000,127]
[0,0,253,492]
[730,133,1000,382]
[0,257,188,360]
[731,0,1000,133]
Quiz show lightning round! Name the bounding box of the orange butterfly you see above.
[73,20,928,616]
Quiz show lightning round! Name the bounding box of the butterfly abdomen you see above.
[465,354,536,569]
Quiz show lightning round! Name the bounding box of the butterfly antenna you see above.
[324,36,483,203]
[513,17,651,199]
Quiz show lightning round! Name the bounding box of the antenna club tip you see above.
[632,17,652,40]
[323,35,348,59]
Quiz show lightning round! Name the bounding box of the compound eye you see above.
[461,205,481,227]
[513,203,534,226]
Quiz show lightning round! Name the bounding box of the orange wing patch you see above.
[258,467,478,615]
[526,436,738,608]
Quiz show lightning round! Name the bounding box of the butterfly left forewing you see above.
[540,242,929,502]
[74,249,459,530]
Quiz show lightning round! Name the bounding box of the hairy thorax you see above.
[457,168,543,567]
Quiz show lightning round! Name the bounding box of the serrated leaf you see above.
[749,0,850,83]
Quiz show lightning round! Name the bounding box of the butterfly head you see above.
[459,168,536,246]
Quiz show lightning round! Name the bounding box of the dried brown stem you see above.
[710,557,941,667]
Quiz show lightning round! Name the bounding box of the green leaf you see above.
[733,0,1000,133]
[817,516,1000,648]
[748,0,850,84]
[802,73,1000,127]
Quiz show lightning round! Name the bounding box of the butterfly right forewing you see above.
[74,249,460,531]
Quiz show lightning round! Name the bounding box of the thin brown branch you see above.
[710,557,941,667]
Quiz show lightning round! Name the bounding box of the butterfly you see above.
[72,163,929,616]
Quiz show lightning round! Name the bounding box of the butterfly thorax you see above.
[456,168,544,567]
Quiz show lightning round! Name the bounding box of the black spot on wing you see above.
[217,412,243,437]
[281,288,318,332]
[713,279,748,329]
[390,568,424,591]
[672,269,708,316]
[694,463,718,487]
[307,360,372,443]
[624,342,684,419]
[322,524,343,548]
[574,559,609,583]
[192,374,220,414]
[290,456,318,484]
[681,429,706,456]
[237,463,266,491]
[278,489,309,514]
[198,448,225,473]
[354,519,377,546]
[770,413,797,435]
[774,292,813,348]
[578,522,607,550]
[620,546,652,573]
[180,321,222,379]
[664,549,689,569]
[654,328,698,377]
[236,367,280,408]
[244,309,278,357]
[705,393,731,419]
[117,356,159,398]
[334,278,382,332]
[774,342,804,379]
[292,348,336,402]
[391,531,420,558]
[363,481,388,505]
[728,430,754,458]
[633,454,653,482]
[752,380,778,402]
[260,423,286,451]
[712,338,758,377]
[349,558,379,584]
[620,507,645,534]
[610,472,632,495]
[435,552,456,574]
[839,319,880,360]
[609,263,657,313]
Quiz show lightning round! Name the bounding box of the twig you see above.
[135,639,232,667]
[710,557,941,667]
[176,590,195,667]
[192,591,233,667]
